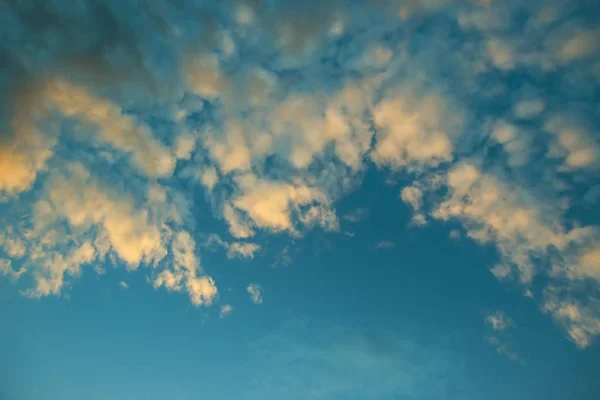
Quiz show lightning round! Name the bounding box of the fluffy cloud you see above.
[0,0,599,350]
[371,95,460,170]
[154,231,217,307]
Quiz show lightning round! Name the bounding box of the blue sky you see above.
[1,0,600,399]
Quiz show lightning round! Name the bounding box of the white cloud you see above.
[247,283,263,304]
[374,240,395,250]
[185,54,228,99]
[119,281,129,290]
[432,163,564,284]
[46,79,176,178]
[1,0,599,351]
[220,304,233,318]
[41,163,167,270]
[557,29,600,64]
[401,186,423,211]
[174,134,196,160]
[227,242,260,259]
[486,39,516,70]
[273,246,293,268]
[513,98,545,120]
[485,311,513,331]
[544,115,600,170]
[0,230,27,258]
[153,231,218,307]
[204,234,260,260]
[490,264,512,280]
[94,266,107,275]
[543,288,600,349]
[227,173,332,236]
[0,259,26,281]
[371,94,460,170]
[491,121,531,167]
[342,207,368,223]
[486,336,523,364]
[200,166,219,191]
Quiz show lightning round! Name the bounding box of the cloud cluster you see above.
[0,0,599,348]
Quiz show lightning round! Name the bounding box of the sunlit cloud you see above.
[0,0,599,351]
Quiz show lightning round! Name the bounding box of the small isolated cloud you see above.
[247,283,263,304]
[485,311,522,363]
[94,266,107,276]
[220,304,233,318]
[227,242,260,260]
[449,230,461,240]
[486,336,524,364]
[273,246,293,268]
[374,240,395,250]
[485,311,513,331]
[342,207,369,223]
[119,281,129,290]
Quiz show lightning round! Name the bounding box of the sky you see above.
[1,0,600,399]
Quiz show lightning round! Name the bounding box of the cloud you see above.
[153,231,217,307]
[220,304,233,318]
[0,0,599,350]
[542,288,600,349]
[374,240,395,250]
[371,94,460,170]
[486,336,524,364]
[484,311,523,363]
[226,173,334,237]
[0,259,25,282]
[247,283,263,304]
[401,186,424,211]
[119,281,129,290]
[556,28,600,64]
[204,234,260,260]
[544,115,600,170]
[227,242,260,260]
[485,311,513,331]
[342,207,368,223]
[513,98,545,120]
[273,246,293,268]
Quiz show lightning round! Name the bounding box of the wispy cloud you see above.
[484,311,523,363]
[374,240,395,250]
[485,311,513,332]
[220,304,233,319]
[247,283,263,305]
[342,207,369,223]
